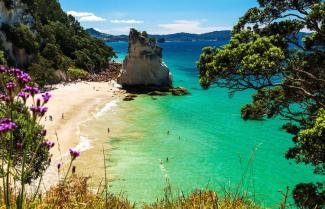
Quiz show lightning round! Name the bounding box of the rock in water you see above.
[117,29,172,89]
[170,87,190,96]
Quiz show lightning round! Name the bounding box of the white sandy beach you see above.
[32,81,126,188]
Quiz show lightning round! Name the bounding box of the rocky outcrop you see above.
[169,87,190,96]
[117,29,172,89]
[0,0,35,66]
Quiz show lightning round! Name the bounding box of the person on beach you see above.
[107,128,110,134]
[49,115,53,121]
[61,113,64,119]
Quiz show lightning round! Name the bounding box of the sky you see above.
[59,0,258,35]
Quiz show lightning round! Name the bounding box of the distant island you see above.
[86,28,232,42]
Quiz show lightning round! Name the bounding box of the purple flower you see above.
[41,92,51,103]
[9,68,22,76]
[0,94,10,102]
[16,143,23,150]
[0,66,6,73]
[6,81,15,91]
[18,92,29,102]
[17,72,31,83]
[24,85,39,95]
[0,118,17,134]
[30,105,48,116]
[69,148,80,159]
[44,140,55,149]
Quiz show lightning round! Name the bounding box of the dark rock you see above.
[123,94,137,101]
[147,91,168,96]
[170,87,189,96]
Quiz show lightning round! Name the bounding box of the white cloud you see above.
[67,11,106,22]
[110,19,144,24]
[158,20,230,34]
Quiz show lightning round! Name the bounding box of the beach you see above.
[36,81,125,188]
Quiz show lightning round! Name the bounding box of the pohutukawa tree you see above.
[197,0,324,207]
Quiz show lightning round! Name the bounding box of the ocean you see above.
[95,41,320,207]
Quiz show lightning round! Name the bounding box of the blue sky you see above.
[59,0,258,35]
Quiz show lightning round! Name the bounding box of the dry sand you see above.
[32,81,126,188]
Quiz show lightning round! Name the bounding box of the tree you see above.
[0,0,116,85]
[197,0,324,207]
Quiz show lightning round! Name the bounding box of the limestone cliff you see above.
[117,29,172,89]
[0,0,35,66]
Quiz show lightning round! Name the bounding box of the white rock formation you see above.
[117,29,172,89]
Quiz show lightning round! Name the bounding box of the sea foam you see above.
[75,136,93,152]
[96,100,118,118]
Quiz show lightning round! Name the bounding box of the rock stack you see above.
[117,29,172,90]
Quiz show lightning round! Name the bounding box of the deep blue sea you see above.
[104,41,320,207]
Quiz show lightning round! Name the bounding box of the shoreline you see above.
[37,81,126,188]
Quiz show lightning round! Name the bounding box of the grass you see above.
[13,175,261,209]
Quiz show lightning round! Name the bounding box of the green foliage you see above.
[2,24,39,54]
[0,50,6,65]
[67,67,89,80]
[0,102,50,183]
[142,31,149,38]
[0,0,115,83]
[197,0,325,207]
[27,54,57,87]
[286,109,325,175]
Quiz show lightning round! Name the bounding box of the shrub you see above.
[0,50,6,65]
[2,24,39,54]
[0,66,80,209]
[27,54,57,87]
[67,67,90,81]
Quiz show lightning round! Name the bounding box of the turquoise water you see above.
[106,41,319,207]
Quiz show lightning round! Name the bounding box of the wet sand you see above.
[33,81,126,188]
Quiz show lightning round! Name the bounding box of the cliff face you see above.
[0,1,34,26]
[0,0,35,65]
[117,29,172,89]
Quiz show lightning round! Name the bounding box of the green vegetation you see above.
[0,51,6,65]
[67,67,90,81]
[0,0,115,86]
[198,0,325,208]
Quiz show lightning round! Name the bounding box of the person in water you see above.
[167,130,170,135]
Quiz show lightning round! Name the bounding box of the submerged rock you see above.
[123,94,137,101]
[170,87,190,96]
[117,28,172,89]
[147,91,168,96]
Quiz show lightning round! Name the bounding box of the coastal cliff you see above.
[0,0,35,66]
[117,29,172,89]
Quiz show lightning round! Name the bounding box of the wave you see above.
[75,136,93,152]
[96,100,118,118]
